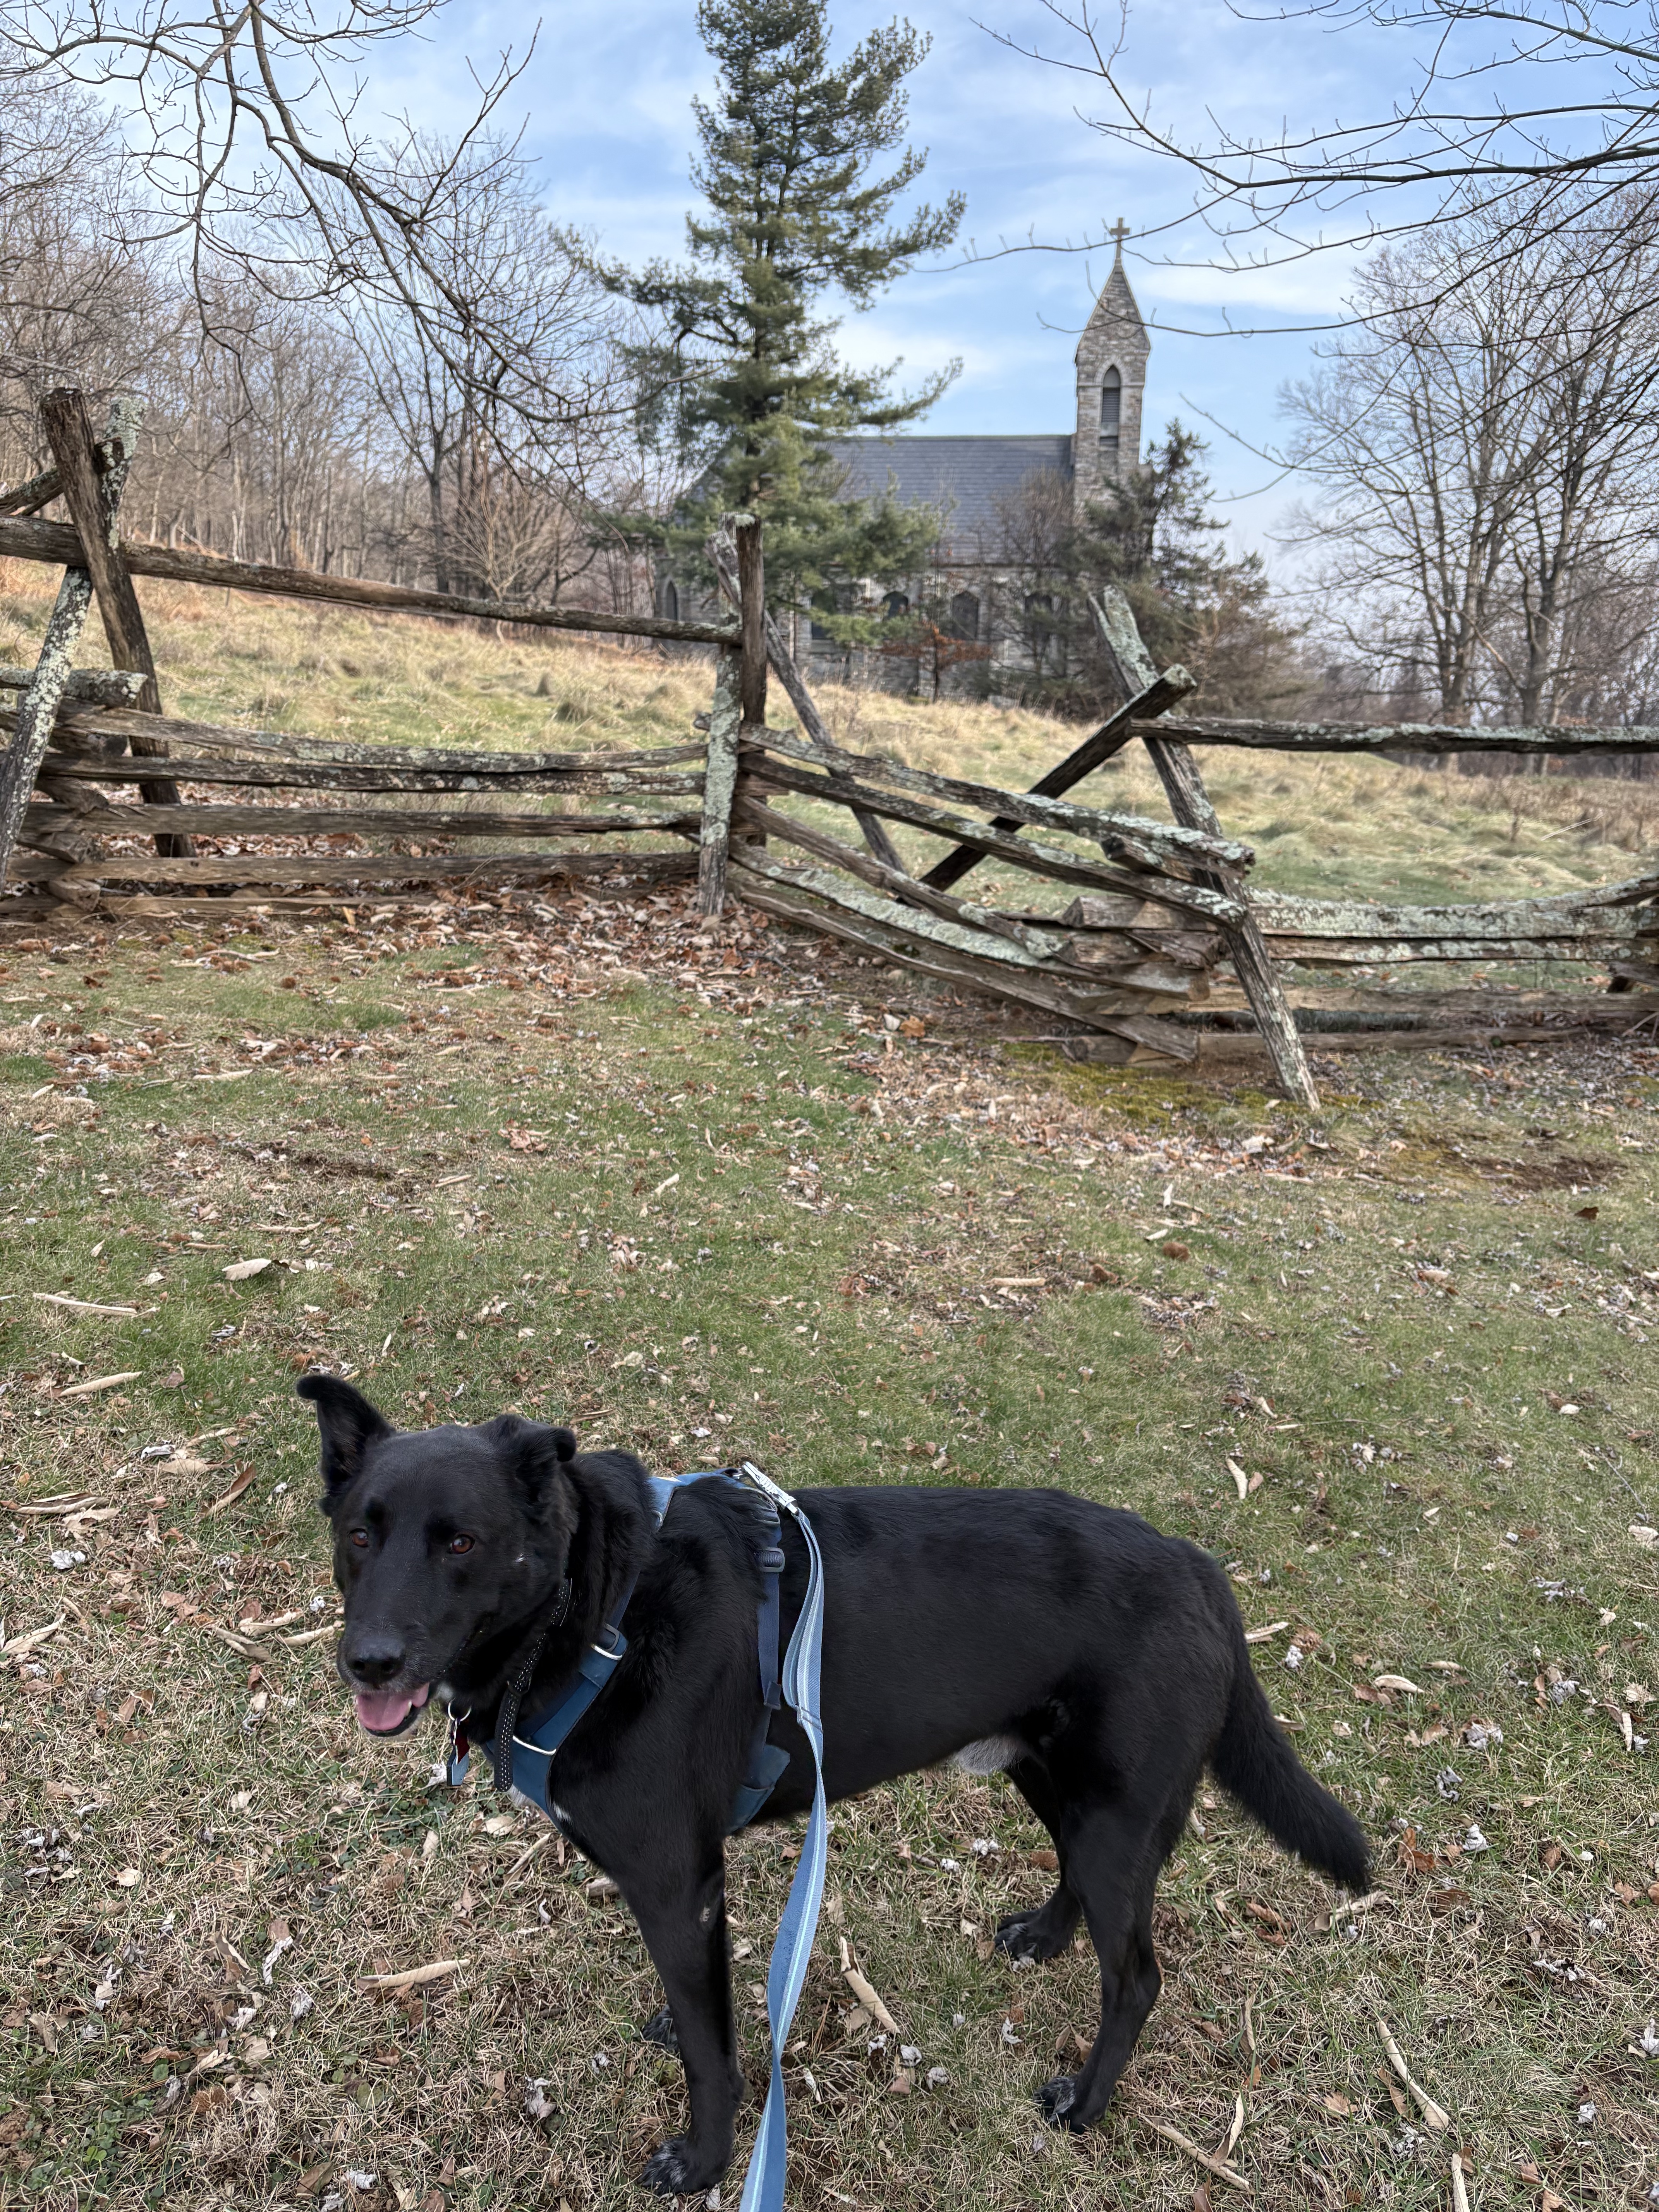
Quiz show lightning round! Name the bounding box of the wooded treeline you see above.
[0,69,669,613]
[1279,185,1659,755]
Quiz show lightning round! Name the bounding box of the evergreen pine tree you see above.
[1067,424,1304,714]
[607,0,964,610]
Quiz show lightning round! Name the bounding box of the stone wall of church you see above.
[795,562,1077,702]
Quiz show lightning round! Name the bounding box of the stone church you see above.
[660,235,1150,694]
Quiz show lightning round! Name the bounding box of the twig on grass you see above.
[838,1936,902,2036]
[31,1292,139,1317]
[198,1620,270,1661]
[505,1833,556,1882]
[1317,1889,1387,1931]
[57,1370,141,1398]
[1139,2115,1253,2193]
[1376,2018,1451,2130]
[359,1958,469,1992]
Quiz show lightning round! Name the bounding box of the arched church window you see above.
[882,590,910,619]
[661,579,680,622]
[949,590,980,641]
[1099,366,1122,448]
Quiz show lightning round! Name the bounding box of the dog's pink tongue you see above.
[354,1683,430,1733]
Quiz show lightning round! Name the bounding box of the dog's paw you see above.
[1035,2073,1086,2131]
[640,2004,680,2056]
[994,1907,1071,1964]
[640,2137,722,2197]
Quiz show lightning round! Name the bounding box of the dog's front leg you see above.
[630,1848,743,2198]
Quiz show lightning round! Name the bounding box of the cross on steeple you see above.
[1109,217,1130,251]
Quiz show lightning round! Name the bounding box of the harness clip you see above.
[738,1460,800,1518]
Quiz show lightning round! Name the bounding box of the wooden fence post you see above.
[0,395,151,897]
[0,569,99,895]
[696,649,743,917]
[41,388,192,859]
[735,518,767,733]
[707,531,905,873]
[1092,590,1319,1108]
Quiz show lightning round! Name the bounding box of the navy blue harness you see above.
[443,1461,828,2212]
[443,1462,828,2211]
[445,1467,792,1831]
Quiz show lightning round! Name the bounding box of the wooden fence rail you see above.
[0,513,737,647]
[1137,714,1659,757]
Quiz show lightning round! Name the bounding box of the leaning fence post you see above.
[41,388,192,859]
[0,567,98,896]
[0,395,149,896]
[1092,590,1319,1108]
[696,649,743,918]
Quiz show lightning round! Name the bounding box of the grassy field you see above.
[3,565,1657,914]
[0,868,1657,2212]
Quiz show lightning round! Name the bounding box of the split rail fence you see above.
[1,388,1656,1111]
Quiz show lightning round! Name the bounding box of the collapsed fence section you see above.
[697,720,1262,1063]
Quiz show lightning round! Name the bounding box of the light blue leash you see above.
[448,1458,828,2211]
[731,1463,827,2212]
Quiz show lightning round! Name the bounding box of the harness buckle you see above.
[738,1460,801,1518]
[592,1623,626,1660]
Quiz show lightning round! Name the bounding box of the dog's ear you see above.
[485,1416,578,1517]
[297,1374,395,1501]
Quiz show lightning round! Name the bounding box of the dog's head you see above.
[299,1375,578,1736]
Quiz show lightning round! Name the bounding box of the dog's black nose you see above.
[344,1636,405,1685]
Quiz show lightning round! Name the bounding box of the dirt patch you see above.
[1466,1150,1622,1191]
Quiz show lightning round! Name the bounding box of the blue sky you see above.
[378,0,1395,553]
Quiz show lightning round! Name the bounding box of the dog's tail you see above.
[1209,1599,1370,1891]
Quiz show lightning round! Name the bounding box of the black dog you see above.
[301,1376,1368,2197]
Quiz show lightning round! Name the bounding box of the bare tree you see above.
[985,0,1659,320]
[350,138,629,602]
[0,67,165,477]
[1280,187,1659,726]
[0,0,623,445]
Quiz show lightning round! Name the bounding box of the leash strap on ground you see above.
[734,1463,827,2212]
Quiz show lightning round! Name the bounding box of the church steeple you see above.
[1073,220,1150,511]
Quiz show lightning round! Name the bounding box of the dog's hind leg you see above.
[629,1848,745,2199]
[994,1756,1081,1963]
[1032,1799,1175,2133]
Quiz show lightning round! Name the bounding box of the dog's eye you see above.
[448,1534,475,1556]
[349,1528,369,1549]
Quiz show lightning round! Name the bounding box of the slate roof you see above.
[826,434,1072,556]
